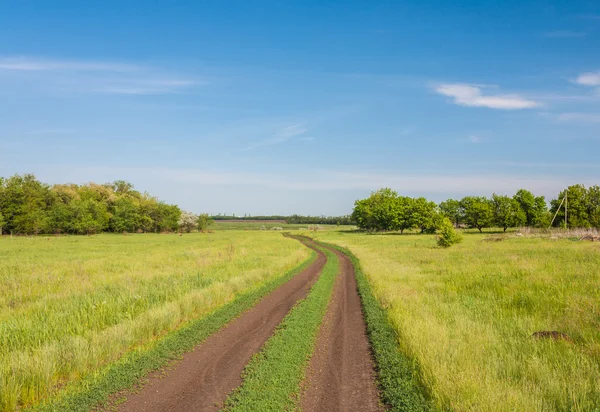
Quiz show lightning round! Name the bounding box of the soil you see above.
[300,246,383,412]
[115,237,326,412]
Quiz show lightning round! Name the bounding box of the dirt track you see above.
[116,238,325,412]
[300,245,383,411]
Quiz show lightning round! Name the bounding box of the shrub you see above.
[437,217,462,248]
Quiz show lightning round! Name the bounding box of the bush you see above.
[437,217,462,248]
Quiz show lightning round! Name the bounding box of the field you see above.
[0,232,310,410]
[2,228,599,411]
[310,230,600,411]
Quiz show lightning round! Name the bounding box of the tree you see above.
[550,184,590,228]
[439,199,463,227]
[197,213,214,232]
[513,189,547,227]
[0,211,5,235]
[390,196,414,233]
[72,199,109,235]
[178,211,197,233]
[110,197,140,233]
[587,185,600,228]
[492,194,526,232]
[460,196,493,232]
[410,197,440,233]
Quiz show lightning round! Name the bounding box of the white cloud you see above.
[574,72,600,86]
[0,57,137,72]
[557,112,600,123]
[0,56,200,95]
[435,84,540,109]
[469,135,481,143]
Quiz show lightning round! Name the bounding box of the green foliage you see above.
[492,194,526,232]
[460,196,494,232]
[352,189,441,233]
[437,217,463,247]
[0,174,181,235]
[0,212,5,235]
[328,244,432,411]
[196,213,214,232]
[439,199,462,227]
[550,184,600,228]
[513,189,547,227]
[225,243,338,411]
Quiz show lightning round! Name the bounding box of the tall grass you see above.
[313,230,600,411]
[0,232,309,411]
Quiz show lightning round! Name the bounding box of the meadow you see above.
[0,232,310,411]
[311,230,600,411]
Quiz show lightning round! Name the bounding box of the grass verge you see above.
[224,244,338,411]
[325,243,432,412]
[30,251,317,412]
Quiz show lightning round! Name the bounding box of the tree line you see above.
[352,185,600,232]
[211,214,354,225]
[0,174,182,235]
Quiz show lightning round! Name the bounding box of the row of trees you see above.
[353,185,600,232]
[210,214,354,225]
[0,174,182,235]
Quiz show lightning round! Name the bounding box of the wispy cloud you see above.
[0,57,137,72]
[434,83,540,109]
[0,56,200,95]
[557,112,600,123]
[468,135,481,143]
[542,30,587,38]
[243,124,309,150]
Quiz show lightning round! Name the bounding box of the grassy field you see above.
[310,230,600,411]
[0,232,310,411]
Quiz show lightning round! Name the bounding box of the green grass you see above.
[0,232,310,411]
[325,243,431,411]
[224,243,339,411]
[312,230,600,411]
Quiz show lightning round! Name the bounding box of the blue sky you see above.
[1,1,599,215]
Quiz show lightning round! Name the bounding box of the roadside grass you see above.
[224,242,339,411]
[0,232,310,411]
[325,243,431,411]
[313,231,600,411]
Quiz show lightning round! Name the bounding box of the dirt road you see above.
[300,245,383,412]
[116,238,325,412]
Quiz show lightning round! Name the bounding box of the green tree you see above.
[197,213,214,232]
[110,197,140,233]
[439,199,463,227]
[460,196,493,232]
[0,211,5,235]
[550,185,591,228]
[72,199,109,235]
[492,194,526,232]
[411,197,440,233]
[513,189,547,227]
[390,196,414,233]
[588,185,600,228]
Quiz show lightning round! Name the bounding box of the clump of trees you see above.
[0,174,181,235]
[211,214,354,225]
[353,185,600,233]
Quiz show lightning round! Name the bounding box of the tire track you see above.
[115,238,326,412]
[300,244,383,412]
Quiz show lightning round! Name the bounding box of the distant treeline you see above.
[211,214,354,225]
[353,185,600,232]
[0,174,181,235]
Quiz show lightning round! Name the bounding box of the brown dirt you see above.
[300,245,383,412]
[114,238,326,412]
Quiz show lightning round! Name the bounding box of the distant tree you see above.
[0,211,5,235]
[410,197,440,233]
[588,185,600,228]
[439,199,463,227]
[492,194,526,232]
[460,196,493,232]
[110,197,140,233]
[513,189,547,227]
[197,213,214,232]
[72,199,109,235]
[390,196,414,233]
[550,184,591,228]
[178,211,198,233]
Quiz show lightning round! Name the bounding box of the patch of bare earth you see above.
[300,246,383,412]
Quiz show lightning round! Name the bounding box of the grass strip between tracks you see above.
[30,251,318,412]
[325,243,432,411]
[224,244,339,411]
